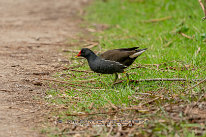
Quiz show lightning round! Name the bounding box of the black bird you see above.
[76,47,147,83]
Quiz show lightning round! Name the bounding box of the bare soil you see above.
[0,0,89,136]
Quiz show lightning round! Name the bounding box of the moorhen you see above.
[76,47,147,83]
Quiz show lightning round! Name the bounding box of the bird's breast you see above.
[88,58,126,74]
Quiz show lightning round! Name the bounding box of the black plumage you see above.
[77,48,127,74]
[76,47,147,83]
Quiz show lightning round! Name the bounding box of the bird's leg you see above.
[125,73,130,84]
[113,73,118,83]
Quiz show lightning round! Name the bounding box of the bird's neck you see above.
[87,52,98,62]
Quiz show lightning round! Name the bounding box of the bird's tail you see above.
[129,48,147,58]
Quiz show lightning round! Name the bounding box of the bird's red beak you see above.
[76,51,81,57]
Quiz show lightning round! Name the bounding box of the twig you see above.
[195,47,201,56]
[115,126,122,137]
[107,126,113,137]
[131,78,190,82]
[154,104,170,114]
[142,16,172,23]
[186,78,206,93]
[186,93,205,114]
[0,89,14,92]
[139,97,160,106]
[89,102,94,110]
[113,78,202,85]
[62,49,79,53]
[112,80,123,85]
[104,97,118,110]
[63,48,98,53]
[84,42,98,49]
[135,78,203,82]
[164,41,173,47]
[179,32,193,39]
[32,72,50,75]
[28,42,70,46]
[130,63,170,70]
[135,93,151,95]
[198,0,206,20]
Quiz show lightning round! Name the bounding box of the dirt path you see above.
[0,0,89,136]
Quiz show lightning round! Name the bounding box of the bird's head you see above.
[76,48,94,58]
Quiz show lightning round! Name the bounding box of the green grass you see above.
[44,0,206,136]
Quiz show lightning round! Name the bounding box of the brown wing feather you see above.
[100,49,137,66]
[99,47,146,67]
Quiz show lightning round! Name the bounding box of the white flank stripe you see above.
[101,59,127,68]
[129,50,146,58]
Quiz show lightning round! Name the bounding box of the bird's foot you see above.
[125,72,130,85]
